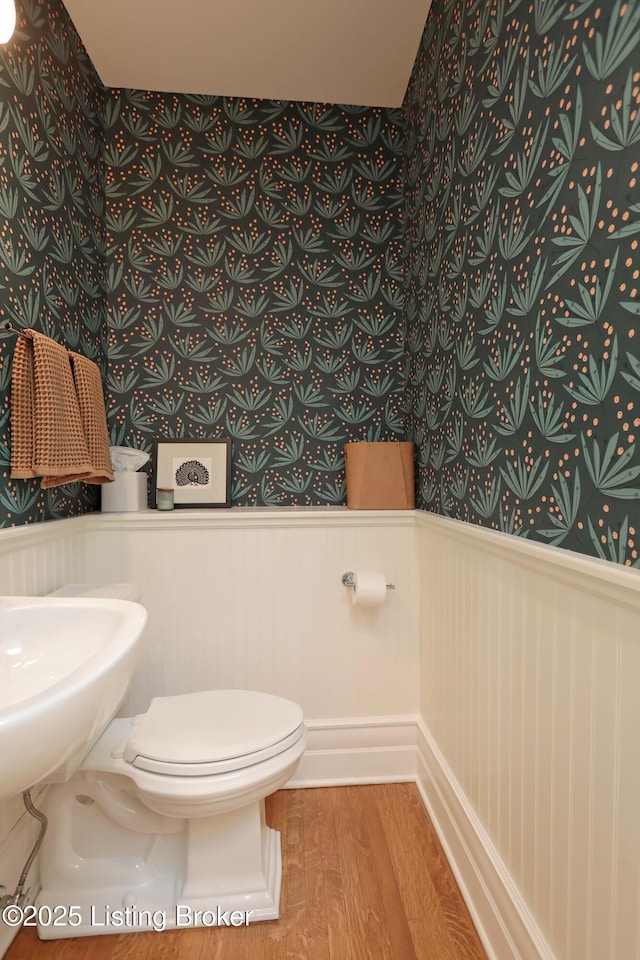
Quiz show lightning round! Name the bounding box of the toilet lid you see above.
[124,689,304,776]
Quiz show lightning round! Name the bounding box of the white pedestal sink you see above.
[0,596,146,801]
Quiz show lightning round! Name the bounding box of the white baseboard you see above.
[415,718,556,960]
[288,715,418,786]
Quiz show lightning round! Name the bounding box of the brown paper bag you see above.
[344,441,415,510]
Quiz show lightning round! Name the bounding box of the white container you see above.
[101,473,148,512]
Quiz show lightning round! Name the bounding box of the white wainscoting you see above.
[81,508,421,787]
[3,508,640,960]
[416,512,640,960]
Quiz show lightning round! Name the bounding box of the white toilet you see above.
[36,583,306,939]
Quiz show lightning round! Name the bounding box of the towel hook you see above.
[1,321,26,339]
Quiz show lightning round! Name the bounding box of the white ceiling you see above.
[62,0,432,108]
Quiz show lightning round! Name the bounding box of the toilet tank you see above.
[47,583,142,602]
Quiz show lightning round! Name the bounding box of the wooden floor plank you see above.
[334,785,397,960]
[360,789,418,960]
[377,783,488,960]
[376,782,442,919]
[317,788,353,960]
[284,789,308,960]
[301,789,329,960]
[5,785,488,960]
[409,918,463,960]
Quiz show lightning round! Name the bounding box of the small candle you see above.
[156,487,174,511]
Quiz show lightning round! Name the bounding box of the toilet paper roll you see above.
[351,571,387,608]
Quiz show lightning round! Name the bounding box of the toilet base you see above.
[37,779,282,940]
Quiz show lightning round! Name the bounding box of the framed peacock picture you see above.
[153,438,232,508]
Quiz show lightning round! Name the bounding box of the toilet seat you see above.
[123,689,305,777]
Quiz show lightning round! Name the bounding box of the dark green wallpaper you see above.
[0,0,106,526]
[3,0,640,567]
[403,0,640,564]
[101,92,405,505]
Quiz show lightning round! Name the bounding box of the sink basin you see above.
[0,596,146,801]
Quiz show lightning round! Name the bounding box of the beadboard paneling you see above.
[81,509,420,722]
[416,513,640,960]
[0,519,87,598]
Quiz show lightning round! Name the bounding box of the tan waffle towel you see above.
[68,352,115,484]
[10,330,94,488]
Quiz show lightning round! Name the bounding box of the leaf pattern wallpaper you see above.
[0,0,105,526]
[101,91,405,506]
[403,0,640,565]
[1,0,639,570]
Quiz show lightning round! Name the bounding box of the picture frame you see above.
[152,438,232,508]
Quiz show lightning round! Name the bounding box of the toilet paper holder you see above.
[341,571,396,591]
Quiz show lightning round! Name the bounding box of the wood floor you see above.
[6,784,488,960]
